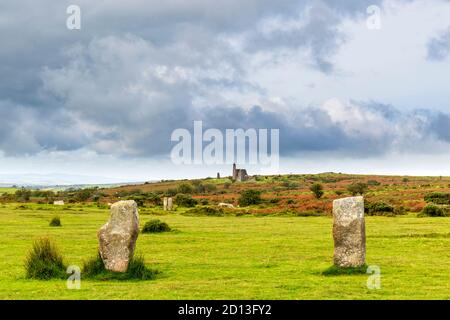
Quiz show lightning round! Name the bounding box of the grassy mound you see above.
[183,206,224,217]
[49,216,61,227]
[322,264,368,276]
[142,219,171,233]
[25,238,66,280]
[82,253,159,281]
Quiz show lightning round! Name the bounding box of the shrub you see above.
[424,192,450,205]
[142,219,171,233]
[365,202,394,216]
[49,216,61,227]
[165,188,178,197]
[310,183,324,199]
[175,194,198,207]
[286,199,295,204]
[420,204,445,217]
[25,238,66,280]
[83,253,158,280]
[347,183,368,196]
[238,190,262,206]
[203,184,217,193]
[15,188,32,202]
[184,206,224,217]
[367,180,381,186]
[282,181,299,189]
[394,206,407,215]
[177,183,194,194]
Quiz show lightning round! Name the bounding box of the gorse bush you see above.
[142,219,171,233]
[25,238,66,280]
[420,204,446,217]
[424,192,450,205]
[238,190,262,206]
[367,180,381,186]
[347,183,368,196]
[49,216,61,227]
[82,253,158,280]
[177,183,194,194]
[175,194,198,207]
[310,183,324,199]
[365,202,394,216]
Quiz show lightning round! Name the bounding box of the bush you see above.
[175,194,198,207]
[367,180,381,186]
[142,219,171,233]
[184,206,225,217]
[49,216,61,227]
[394,206,407,215]
[310,183,324,199]
[282,181,299,189]
[420,204,445,217]
[365,202,394,216]
[177,183,194,194]
[238,190,262,206]
[424,192,450,205]
[83,253,158,280]
[25,238,66,280]
[347,183,368,196]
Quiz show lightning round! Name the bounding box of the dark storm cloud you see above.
[0,0,445,159]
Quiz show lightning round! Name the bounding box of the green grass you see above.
[82,254,159,281]
[0,203,449,299]
[0,187,18,194]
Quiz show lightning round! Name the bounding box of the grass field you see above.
[0,203,449,299]
[0,187,18,195]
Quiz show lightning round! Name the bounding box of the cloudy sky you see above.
[2,0,450,184]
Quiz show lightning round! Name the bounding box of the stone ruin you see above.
[232,163,249,182]
[332,196,366,267]
[98,200,139,272]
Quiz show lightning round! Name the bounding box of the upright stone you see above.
[163,197,168,211]
[98,200,139,272]
[332,196,366,267]
[167,197,173,211]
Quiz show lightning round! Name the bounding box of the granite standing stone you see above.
[98,200,139,272]
[332,196,366,267]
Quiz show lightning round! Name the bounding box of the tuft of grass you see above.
[322,264,368,276]
[142,219,171,233]
[25,238,66,280]
[49,216,61,227]
[82,253,159,281]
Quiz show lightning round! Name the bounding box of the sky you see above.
[2,0,450,184]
